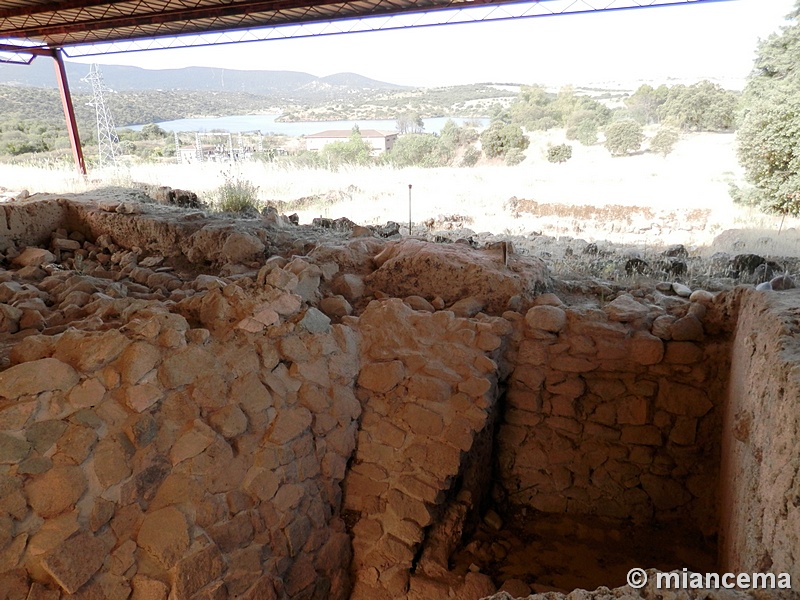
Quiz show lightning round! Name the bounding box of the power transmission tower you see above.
[82,64,119,168]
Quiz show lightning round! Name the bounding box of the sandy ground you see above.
[1,129,799,258]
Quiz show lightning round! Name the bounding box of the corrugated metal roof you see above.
[0,0,737,57]
[306,129,398,138]
[0,0,509,48]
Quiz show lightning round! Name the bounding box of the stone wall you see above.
[0,257,360,599]
[342,298,508,600]
[497,290,732,534]
[0,200,69,253]
[720,289,800,582]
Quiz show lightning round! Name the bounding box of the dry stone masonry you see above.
[498,289,731,534]
[0,196,797,599]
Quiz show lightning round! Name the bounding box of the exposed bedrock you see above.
[364,239,550,314]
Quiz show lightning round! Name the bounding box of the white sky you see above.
[74,0,797,88]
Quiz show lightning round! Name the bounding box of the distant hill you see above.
[0,60,407,99]
[318,72,399,89]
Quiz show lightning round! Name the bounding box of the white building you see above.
[305,129,398,156]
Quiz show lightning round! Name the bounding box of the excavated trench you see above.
[0,196,798,600]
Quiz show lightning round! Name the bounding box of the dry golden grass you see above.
[3,130,800,257]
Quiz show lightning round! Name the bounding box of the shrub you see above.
[649,126,680,157]
[481,122,529,158]
[281,150,325,169]
[574,121,599,146]
[459,146,481,167]
[387,134,443,168]
[505,148,526,166]
[215,175,260,214]
[547,143,573,163]
[321,127,373,169]
[604,119,644,156]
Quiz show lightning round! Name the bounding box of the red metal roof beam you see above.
[0,0,512,39]
[0,0,131,20]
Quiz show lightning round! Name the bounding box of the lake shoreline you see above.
[126,114,488,136]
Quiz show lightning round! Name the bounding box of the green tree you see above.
[566,111,603,146]
[439,119,478,148]
[649,126,680,157]
[387,134,442,168]
[321,126,373,168]
[547,143,573,163]
[657,81,737,131]
[436,119,460,164]
[737,2,800,216]
[480,122,529,158]
[140,123,168,139]
[396,112,424,134]
[508,85,561,131]
[604,119,644,156]
[625,84,669,125]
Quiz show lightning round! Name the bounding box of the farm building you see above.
[305,129,398,155]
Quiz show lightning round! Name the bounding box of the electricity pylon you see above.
[82,64,119,168]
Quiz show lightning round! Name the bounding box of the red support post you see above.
[52,48,86,176]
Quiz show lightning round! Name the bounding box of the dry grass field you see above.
[2,129,799,260]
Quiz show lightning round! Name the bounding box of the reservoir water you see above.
[127,114,487,136]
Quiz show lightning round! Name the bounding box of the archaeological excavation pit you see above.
[0,195,797,600]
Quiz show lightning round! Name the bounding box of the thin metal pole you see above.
[52,48,86,176]
[408,184,412,236]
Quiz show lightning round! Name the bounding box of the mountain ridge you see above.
[0,61,407,98]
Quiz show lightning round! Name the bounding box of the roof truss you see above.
[0,0,736,57]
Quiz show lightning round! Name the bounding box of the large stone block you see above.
[137,506,190,569]
[171,541,225,598]
[54,329,131,373]
[0,433,30,465]
[401,404,444,437]
[123,383,162,413]
[268,408,312,445]
[525,305,567,333]
[603,294,651,322]
[170,420,217,466]
[158,346,218,389]
[118,342,161,385]
[629,331,665,365]
[0,358,79,399]
[131,575,169,600]
[40,531,106,594]
[656,381,713,417]
[93,438,132,488]
[358,361,405,394]
[209,404,248,439]
[25,465,86,518]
